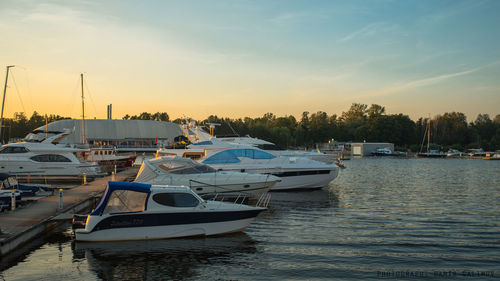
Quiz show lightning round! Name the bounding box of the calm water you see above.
[1,158,499,280]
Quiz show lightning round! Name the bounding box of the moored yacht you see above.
[199,148,339,191]
[0,130,102,179]
[159,145,339,191]
[135,157,280,199]
[73,181,266,241]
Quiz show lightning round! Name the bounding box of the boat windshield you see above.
[160,163,216,174]
[103,190,148,214]
[203,148,276,164]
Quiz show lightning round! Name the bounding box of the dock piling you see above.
[58,189,63,209]
[10,190,15,211]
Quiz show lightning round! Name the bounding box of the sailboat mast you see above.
[0,65,15,143]
[81,73,85,144]
[427,119,430,152]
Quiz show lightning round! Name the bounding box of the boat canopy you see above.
[135,157,217,182]
[91,181,151,216]
[0,173,13,181]
[203,148,276,164]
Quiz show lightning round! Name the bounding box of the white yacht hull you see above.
[0,158,102,178]
[75,217,257,242]
[273,151,337,164]
[271,169,339,191]
[75,207,263,242]
[211,166,339,191]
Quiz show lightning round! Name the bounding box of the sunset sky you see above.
[1,0,499,122]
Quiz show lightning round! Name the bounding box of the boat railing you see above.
[256,192,271,208]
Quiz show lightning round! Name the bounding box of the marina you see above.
[0,158,499,280]
[1,1,499,279]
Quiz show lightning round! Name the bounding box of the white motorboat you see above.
[73,181,266,242]
[159,145,339,191]
[135,157,280,199]
[200,148,339,191]
[446,149,464,158]
[0,130,102,179]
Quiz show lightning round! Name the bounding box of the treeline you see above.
[191,103,500,151]
[2,104,499,151]
[122,112,170,121]
[0,112,70,143]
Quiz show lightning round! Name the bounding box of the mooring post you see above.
[10,190,15,211]
[111,171,115,181]
[83,172,87,185]
[59,189,63,209]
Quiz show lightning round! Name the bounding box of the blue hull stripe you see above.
[90,209,263,233]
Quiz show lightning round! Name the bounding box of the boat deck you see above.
[0,167,139,256]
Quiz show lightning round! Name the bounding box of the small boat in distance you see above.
[446,149,464,158]
[370,147,407,157]
[73,181,266,242]
[417,119,446,158]
[483,151,500,160]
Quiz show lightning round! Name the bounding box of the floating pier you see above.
[0,167,138,257]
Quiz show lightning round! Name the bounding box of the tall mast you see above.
[427,119,430,152]
[81,73,85,144]
[0,65,15,143]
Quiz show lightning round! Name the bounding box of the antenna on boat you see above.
[81,73,86,144]
[206,123,220,137]
[0,65,15,143]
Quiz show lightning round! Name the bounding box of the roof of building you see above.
[33,119,183,143]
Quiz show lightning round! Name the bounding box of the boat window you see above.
[0,146,29,154]
[152,193,199,207]
[253,149,276,159]
[203,150,241,164]
[203,148,275,164]
[256,144,284,150]
[272,170,331,177]
[170,167,199,174]
[194,164,216,173]
[103,190,148,214]
[30,154,72,162]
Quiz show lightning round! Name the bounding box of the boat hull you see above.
[416,153,446,158]
[75,209,263,242]
[215,166,339,191]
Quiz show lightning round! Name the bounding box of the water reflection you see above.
[72,233,257,281]
[269,188,339,210]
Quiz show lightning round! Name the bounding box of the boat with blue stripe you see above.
[73,181,266,242]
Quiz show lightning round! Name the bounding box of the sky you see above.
[0,0,499,122]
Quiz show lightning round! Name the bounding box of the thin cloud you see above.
[338,22,387,43]
[359,66,485,99]
[268,11,328,26]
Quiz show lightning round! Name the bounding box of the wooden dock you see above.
[0,167,138,257]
